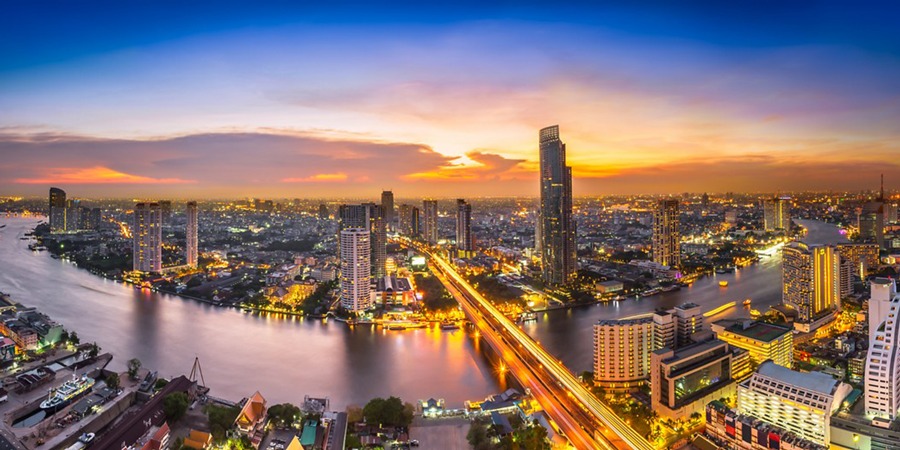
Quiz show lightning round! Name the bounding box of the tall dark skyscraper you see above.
[339,203,386,278]
[538,125,576,285]
[49,187,67,233]
[381,190,394,231]
[186,201,199,268]
[652,199,681,269]
[859,175,885,248]
[422,199,438,244]
[456,199,473,252]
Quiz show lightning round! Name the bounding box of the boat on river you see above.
[40,374,94,411]
[719,281,728,287]
[743,298,752,307]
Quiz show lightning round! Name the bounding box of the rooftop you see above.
[756,361,839,395]
[715,320,791,343]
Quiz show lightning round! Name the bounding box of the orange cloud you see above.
[15,166,194,184]
[282,173,348,183]
[405,151,528,182]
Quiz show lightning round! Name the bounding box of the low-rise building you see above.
[705,401,826,450]
[651,339,738,420]
[710,319,793,368]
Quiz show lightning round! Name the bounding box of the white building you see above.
[738,361,852,446]
[340,228,372,312]
[864,285,900,420]
[133,202,162,273]
[186,201,198,268]
[593,318,653,389]
[868,278,896,338]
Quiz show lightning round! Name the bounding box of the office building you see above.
[710,320,793,368]
[763,197,792,231]
[538,125,576,285]
[836,242,879,279]
[49,187,67,233]
[186,201,198,268]
[652,199,681,269]
[864,284,900,420]
[782,241,840,331]
[456,199,473,252]
[651,339,739,419]
[422,199,438,244]
[593,318,653,390]
[133,202,162,273]
[738,361,851,446]
[398,204,420,238]
[381,190,394,230]
[705,401,827,450]
[340,228,372,312]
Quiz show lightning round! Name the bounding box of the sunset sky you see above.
[2,1,899,198]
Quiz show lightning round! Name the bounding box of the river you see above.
[0,216,782,408]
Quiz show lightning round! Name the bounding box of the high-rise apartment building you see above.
[738,361,851,446]
[836,242,879,279]
[186,201,199,268]
[381,191,394,230]
[133,202,162,273]
[782,241,840,331]
[339,203,386,278]
[398,204,420,238]
[422,199,438,244]
[593,318,654,390]
[538,125,576,285]
[340,228,372,313]
[456,199,473,252]
[763,197,792,231]
[65,199,81,231]
[652,199,681,269]
[865,280,900,420]
[49,187,67,233]
[158,200,173,226]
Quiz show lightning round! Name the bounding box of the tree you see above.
[69,331,80,346]
[267,403,301,428]
[163,392,190,422]
[88,343,100,358]
[105,372,120,390]
[580,371,594,385]
[60,329,70,345]
[362,396,413,427]
[127,358,142,380]
[346,406,364,424]
[467,418,492,450]
[205,404,240,442]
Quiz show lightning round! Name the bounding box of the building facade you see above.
[652,199,681,269]
[782,241,840,328]
[339,203,386,278]
[864,290,900,420]
[381,190,394,231]
[763,197,792,231]
[836,242,880,279]
[422,199,438,244]
[705,401,826,450]
[456,199,473,252]
[398,204,420,238]
[651,339,738,419]
[186,201,198,268]
[49,187,67,233]
[133,202,162,273]
[340,228,372,312]
[710,320,793,368]
[538,125,576,286]
[737,361,851,446]
[593,318,653,389]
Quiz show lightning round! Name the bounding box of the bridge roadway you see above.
[410,242,656,450]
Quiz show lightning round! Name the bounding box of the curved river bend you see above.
[0,217,781,408]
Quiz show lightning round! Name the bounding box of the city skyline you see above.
[3,3,900,197]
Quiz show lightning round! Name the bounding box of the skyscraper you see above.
[538,125,576,285]
[186,201,199,268]
[133,202,162,273]
[381,190,394,230]
[782,241,840,331]
[652,199,681,269]
[158,200,173,225]
[456,199,473,253]
[340,228,372,313]
[398,204,420,238]
[864,285,900,420]
[338,203,386,278]
[49,187,67,233]
[65,199,81,232]
[859,174,886,248]
[763,196,791,231]
[422,199,438,244]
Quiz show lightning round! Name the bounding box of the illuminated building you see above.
[737,361,851,446]
[763,196,791,231]
[652,311,676,350]
[593,318,653,390]
[673,303,705,347]
[338,203,386,278]
[64,199,81,231]
[864,282,900,420]
[650,339,739,420]
[49,187,67,233]
[133,202,162,273]
[381,190,394,230]
[422,199,438,244]
[158,200,172,225]
[456,199,473,253]
[398,204,420,238]
[859,176,886,248]
[538,125,576,286]
[836,242,880,278]
[705,401,827,450]
[652,199,681,269]
[710,320,793,368]
[340,228,372,312]
[186,201,198,268]
[782,241,839,331]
